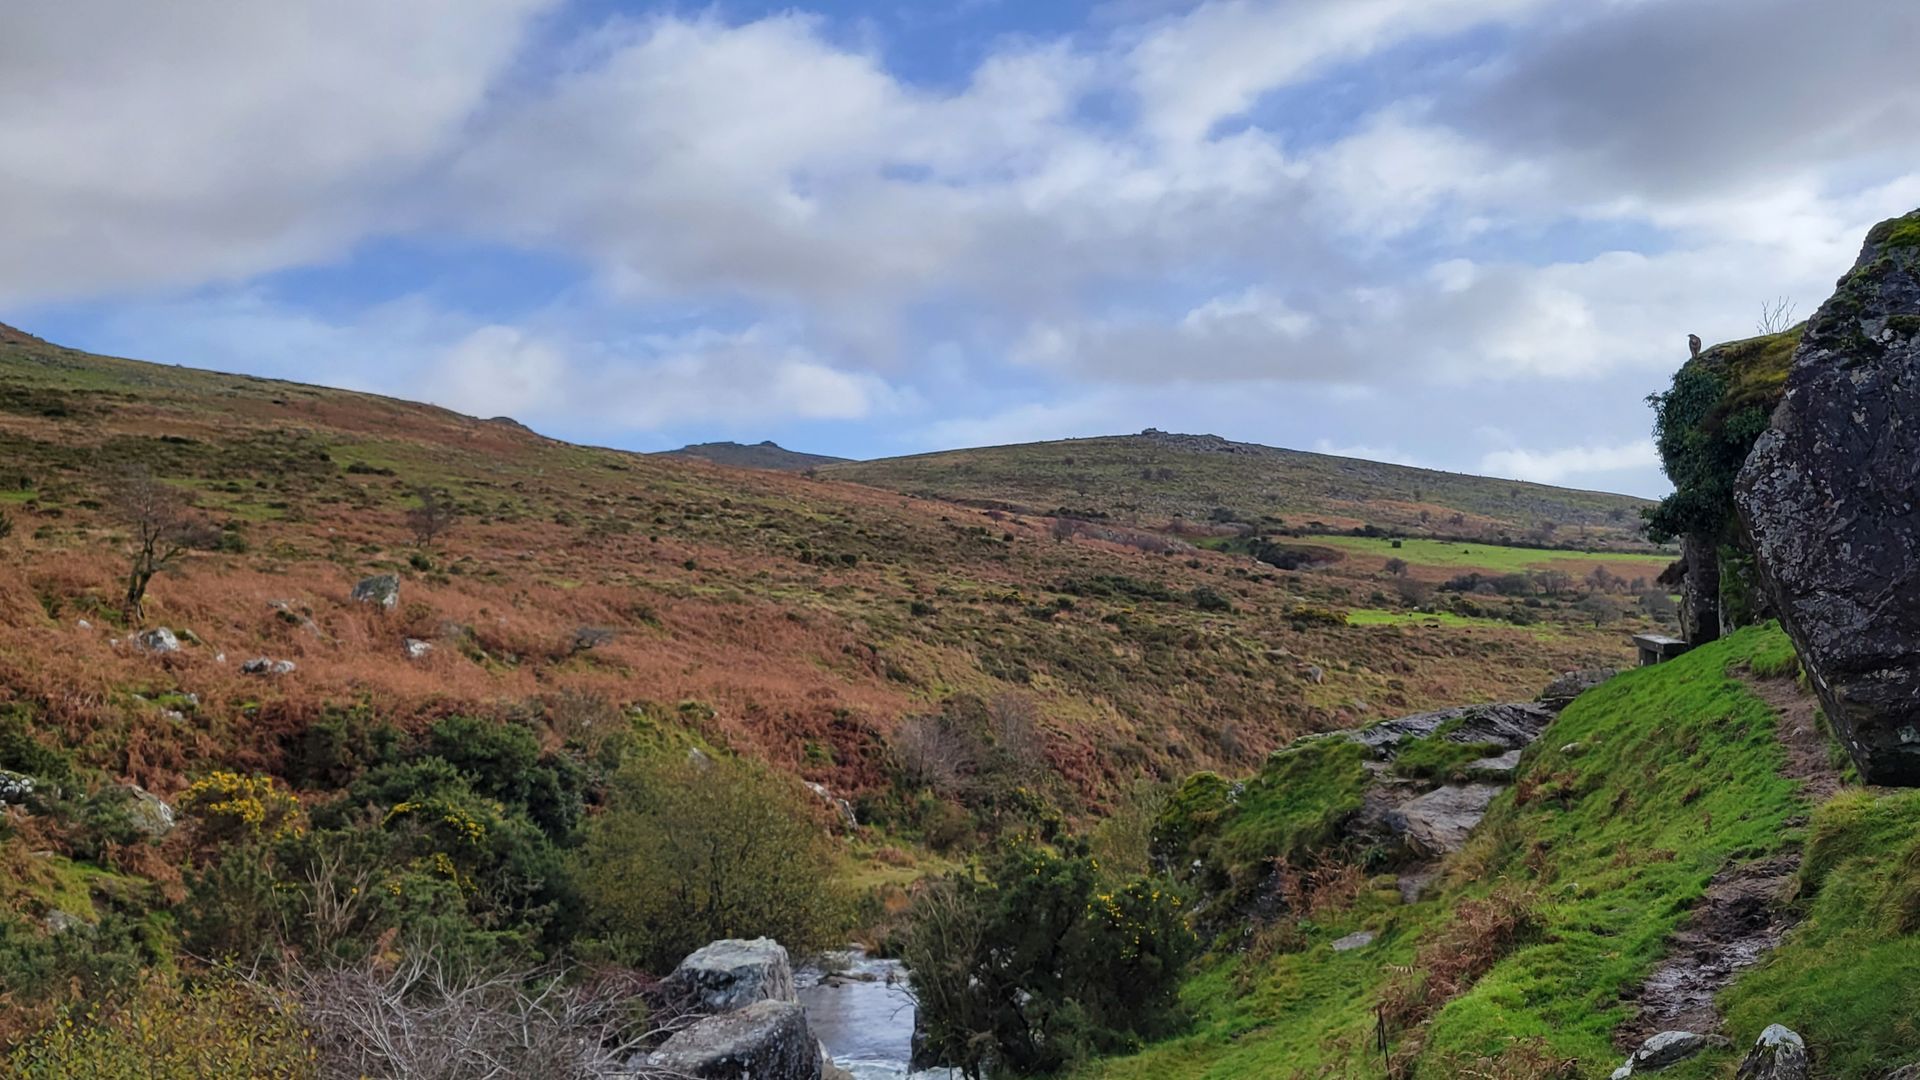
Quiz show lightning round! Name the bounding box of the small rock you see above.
[404,638,434,660]
[1883,1065,1920,1080]
[214,652,227,664]
[1466,748,1524,779]
[1616,1030,1731,1075]
[804,782,858,829]
[351,574,400,609]
[1304,664,1326,684]
[125,786,177,839]
[133,627,180,654]
[0,770,35,805]
[43,910,85,934]
[1330,930,1375,952]
[1735,1024,1808,1080]
[240,657,296,676]
[1560,742,1585,756]
[1539,668,1617,709]
[75,619,91,630]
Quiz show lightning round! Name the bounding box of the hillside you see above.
[658,440,850,471]
[827,430,1657,549]
[0,328,1719,1073]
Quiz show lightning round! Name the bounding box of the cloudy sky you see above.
[5,0,1916,497]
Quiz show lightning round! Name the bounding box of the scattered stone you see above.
[75,619,91,630]
[404,638,434,660]
[350,574,400,610]
[646,1000,821,1080]
[1736,208,1920,786]
[1330,930,1375,952]
[124,786,176,839]
[133,627,180,654]
[0,770,35,805]
[1539,668,1618,709]
[214,652,227,664]
[1561,742,1586,756]
[1735,1025,1808,1080]
[688,746,714,770]
[667,938,798,1012]
[43,910,85,934]
[1613,1031,1732,1076]
[240,657,296,676]
[1304,664,1326,685]
[1385,784,1503,857]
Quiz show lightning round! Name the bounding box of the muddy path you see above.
[1616,673,1848,1047]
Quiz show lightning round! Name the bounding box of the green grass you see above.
[1086,624,1823,1079]
[1344,607,1568,640]
[1312,535,1672,575]
[1721,789,1920,1077]
[1216,738,1373,875]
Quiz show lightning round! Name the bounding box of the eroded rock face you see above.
[1345,702,1554,758]
[1386,783,1503,858]
[668,938,798,1013]
[1736,209,1920,786]
[646,1000,822,1080]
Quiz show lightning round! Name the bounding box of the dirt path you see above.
[1616,674,1847,1047]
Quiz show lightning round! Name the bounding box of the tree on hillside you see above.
[406,486,458,549]
[0,510,12,544]
[110,466,217,620]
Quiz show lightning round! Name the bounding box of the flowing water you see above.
[797,950,961,1080]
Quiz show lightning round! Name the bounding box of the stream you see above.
[797,950,961,1080]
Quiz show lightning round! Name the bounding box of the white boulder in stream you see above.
[668,937,798,1011]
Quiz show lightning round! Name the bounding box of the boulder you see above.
[1385,783,1503,857]
[1612,1030,1732,1076]
[1736,208,1920,786]
[646,1000,821,1080]
[133,627,180,654]
[240,657,296,676]
[1735,1025,1808,1080]
[1538,668,1618,709]
[124,786,176,839]
[667,938,798,1012]
[351,574,400,609]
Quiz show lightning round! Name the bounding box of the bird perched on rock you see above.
[1688,333,1702,359]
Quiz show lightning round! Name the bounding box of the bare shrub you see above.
[283,952,685,1080]
[1756,295,1797,335]
[890,713,979,798]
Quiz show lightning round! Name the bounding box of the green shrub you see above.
[904,841,1196,1077]
[575,753,850,969]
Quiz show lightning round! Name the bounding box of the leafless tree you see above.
[280,952,694,1080]
[1757,296,1797,335]
[109,465,218,619]
[1049,516,1079,543]
[985,693,1049,786]
[407,486,459,549]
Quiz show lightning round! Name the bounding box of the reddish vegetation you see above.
[0,337,1645,814]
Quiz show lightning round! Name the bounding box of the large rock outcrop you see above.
[1736,209,1920,786]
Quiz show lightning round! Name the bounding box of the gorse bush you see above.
[5,975,314,1079]
[904,841,1195,1078]
[575,752,851,969]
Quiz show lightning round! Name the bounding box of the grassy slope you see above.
[1087,625,1919,1079]
[827,433,1655,547]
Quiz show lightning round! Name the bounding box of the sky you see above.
[4,0,1917,498]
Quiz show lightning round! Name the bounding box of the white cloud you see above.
[1478,439,1658,484]
[0,0,554,304]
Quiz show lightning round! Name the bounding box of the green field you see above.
[1312,534,1673,576]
